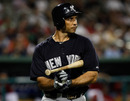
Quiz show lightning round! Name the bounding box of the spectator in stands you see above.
[104,44,122,58]
[0,72,19,101]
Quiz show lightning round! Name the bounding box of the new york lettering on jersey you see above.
[45,54,81,70]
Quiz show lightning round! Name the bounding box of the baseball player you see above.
[30,3,99,101]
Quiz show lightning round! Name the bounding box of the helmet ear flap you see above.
[52,7,65,30]
[56,18,65,30]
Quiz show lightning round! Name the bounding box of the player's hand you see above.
[54,70,71,91]
[54,70,68,89]
[57,70,72,91]
[60,79,72,91]
[54,76,63,89]
[57,70,68,82]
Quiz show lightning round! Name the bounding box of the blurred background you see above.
[0,0,130,101]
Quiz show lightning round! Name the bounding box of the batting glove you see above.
[57,70,68,82]
[54,71,71,91]
[54,76,63,89]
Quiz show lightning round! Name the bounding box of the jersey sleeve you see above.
[30,45,48,81]
[82,38,99,72]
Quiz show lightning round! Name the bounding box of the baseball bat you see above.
[45,60,84,76]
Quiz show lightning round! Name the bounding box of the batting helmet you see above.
[52,3,81,30]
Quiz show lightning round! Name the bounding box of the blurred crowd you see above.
[0,0,130,59]
[0,72,42,101]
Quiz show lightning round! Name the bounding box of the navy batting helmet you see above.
[52,3,81,30]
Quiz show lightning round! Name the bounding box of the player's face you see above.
[64,16,78,33]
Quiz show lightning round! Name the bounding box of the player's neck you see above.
[53,30,70,42]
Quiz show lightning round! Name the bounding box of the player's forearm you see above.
[37,77,54,91]
[71,71,98,87]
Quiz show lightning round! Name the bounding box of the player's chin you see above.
[70,29,76,33]
[66,29,76,34]
[68,31,76,34]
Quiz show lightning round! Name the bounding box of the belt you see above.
[45,93,82,100]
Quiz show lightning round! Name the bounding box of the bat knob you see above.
[45,69,51,76]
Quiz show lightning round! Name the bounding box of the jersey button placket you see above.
[60,44,66,65]
[61,45,65,55]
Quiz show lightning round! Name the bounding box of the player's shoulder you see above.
[74,33,91,42]
[35,36,52,50]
